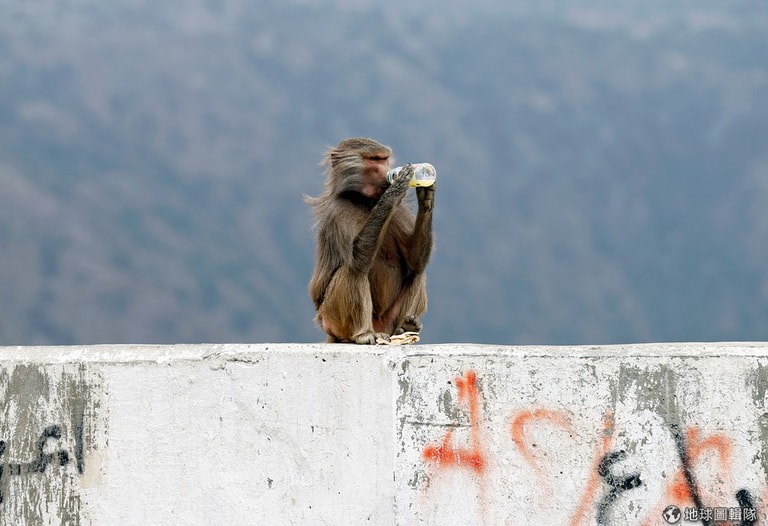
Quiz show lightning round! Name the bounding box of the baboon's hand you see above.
[354,331,390,345]
[395,315,423,335]
[384,163,412,201]
[416,181,435,212]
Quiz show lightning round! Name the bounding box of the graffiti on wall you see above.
[0,422,85,504]
[0,364,102,525]
[419,370,764,525]
[423,371,485,474]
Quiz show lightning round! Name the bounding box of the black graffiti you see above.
[0,424,85,504]
[668,423,712,526]
[595,450,643,525]
[736,488,757,526]
[74,416,85,475]
[592,422,761,525]
[667,424,759,526]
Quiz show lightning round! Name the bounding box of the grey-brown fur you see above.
[306,137,435,344]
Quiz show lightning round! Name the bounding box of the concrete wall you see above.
[0,343,766,525]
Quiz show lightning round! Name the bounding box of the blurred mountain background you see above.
[1,0,767,345]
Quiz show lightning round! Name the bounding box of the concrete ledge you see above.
[0,343,766,525]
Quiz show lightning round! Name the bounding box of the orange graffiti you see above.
[510,408,573,472]
[639,428,737,525]
[670,427,733,502]
[423,371,486,474]
[418,370,766,524]
[569,409,615,526]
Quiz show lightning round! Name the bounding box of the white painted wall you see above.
[0,343,766,525]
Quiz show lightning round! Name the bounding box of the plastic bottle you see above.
[386,163,437,188]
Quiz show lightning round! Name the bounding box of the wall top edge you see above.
[0,341,766,365]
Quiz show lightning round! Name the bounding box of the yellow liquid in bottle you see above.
[387,163,437,187]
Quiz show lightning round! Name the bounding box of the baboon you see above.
[306,137,435,344]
